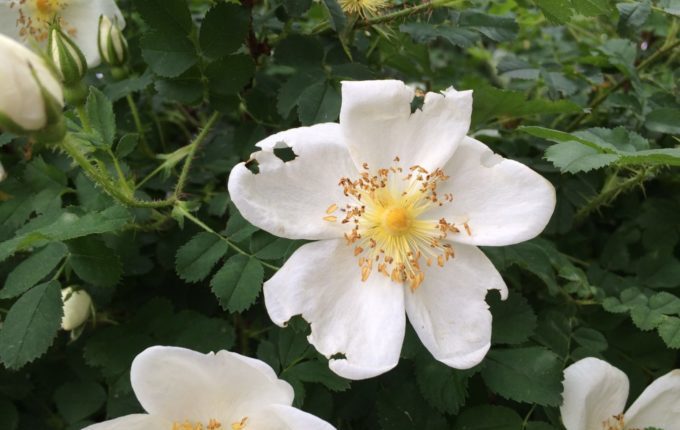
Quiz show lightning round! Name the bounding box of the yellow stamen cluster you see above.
[339,0,388,17]
[602,415,625,430]
[326,157,467,291]
[10,0,73,42]
[231,417,248,430]
[172,419,223,430]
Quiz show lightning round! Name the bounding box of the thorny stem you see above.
[575,166,660,223]
[126,93,154,158]
[174,112,220,200]
[176,205,281,272]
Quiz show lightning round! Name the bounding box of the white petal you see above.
[624,369,680,430]
[264,239,406,380]
[228,123,359,240]
[82,414,168,430]
[247,404,335,430]
[340,80,472,172]
[560,357,629,430]
[130,346,294,423]
[62,0,125,66]
[427,137,555,246]
[404,244,507,369]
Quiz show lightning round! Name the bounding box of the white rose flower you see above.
[83,346,336,430]
[228,80,556,380]
[561,357,680,430]
[61,286,92,330]
[0,0,125,66]
[0,34,63,134]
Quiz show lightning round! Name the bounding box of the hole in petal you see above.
[245,159,260,174]
[410,94,424,113]
[330,352,347,360]
[273,145,298,163]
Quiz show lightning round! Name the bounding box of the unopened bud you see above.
[48,28,87,86]
[0,161,6,183]
[98,15,128,68]
[61,287,92,331]
[0,34,65,141]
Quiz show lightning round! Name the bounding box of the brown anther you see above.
[464,222,472,236]
[354,246,364,256]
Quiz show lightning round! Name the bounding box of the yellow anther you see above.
[231,417,248,430]
[326,203,338,214]
[323,215,337,222]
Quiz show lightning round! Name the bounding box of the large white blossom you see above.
[228,80,555,380]
[0,0,124,66]
[0,33,63,132]
[561,357,680,430]
[83,346,335,430]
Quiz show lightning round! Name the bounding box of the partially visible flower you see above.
[97,15,127,68]
[0,161,6,182]
[0,34,64,140]
[61,286,92,330]
[0,0,125,66]
[83,346,336,430]
[48,26,86,85]
[228,80,555,380]
[561,357,680,430]
[339,0,387,17]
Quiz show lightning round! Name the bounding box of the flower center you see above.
[383,207,411,235]
[325,157,468,291]
[11,0,73,42]
[171,419,226,430]
[602,415,625,430]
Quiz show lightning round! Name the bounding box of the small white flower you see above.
[0,34,63,133]
[97,14,127,67]
[0,0,125,66]
[228,80,555,380]
[82,346,335,430]
[61,286,92,330]
[561,357,680,430]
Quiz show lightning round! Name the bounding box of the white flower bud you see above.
[0,34,64,138]
[48,28,87,86]
[0,161,6,183]
[98,15,128,67]
[61,287,92,331]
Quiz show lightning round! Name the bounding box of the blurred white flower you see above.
[0,0,125,66]
[0,34,63,134]
[0,161,6,182]
[83,346,335,430]
[61,286,92,330]
[228,79,556,379]
[561,357,680,430]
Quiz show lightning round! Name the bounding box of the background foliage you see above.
[1,0,679,429]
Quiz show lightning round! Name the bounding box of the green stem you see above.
[126,94,154,158]
[76,105,91,132]
[174,112,220,200]
[176,205,281,271]
[61,134,175,208]
[106,148,131,192]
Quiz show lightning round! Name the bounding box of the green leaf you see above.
[205,55,255,95]
[645,108,680,135]
[0,281,63,369]
[571,0,610,16]
[572,327,608,351]
[175,232,229,283]
[274,35,323,68]
[199,3,249,58]
[533,0,574,23]
[472,86,581,125]
[459,11,519,42]
[454,405,523,430]
[284,360,351,391]
[617,1,651,35]
[658,316,680,348]
[490,292,537,345]
[67,237,123,288]
[54,381,106,423]
[141,30,197,78]
[400,22,479,48]
[210,254,264,312]
[298,81,341,125]
[481,347,563,406]
[133,0,193,34]
[415,353,470,414]
[1,242,67,299]
[545,141,620,173]
[277,73,323,118]
[86,87,116,146]
[322,0,347,32]
[156,66,205,104]
[284,0,313,16]
[0,206,131,262]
